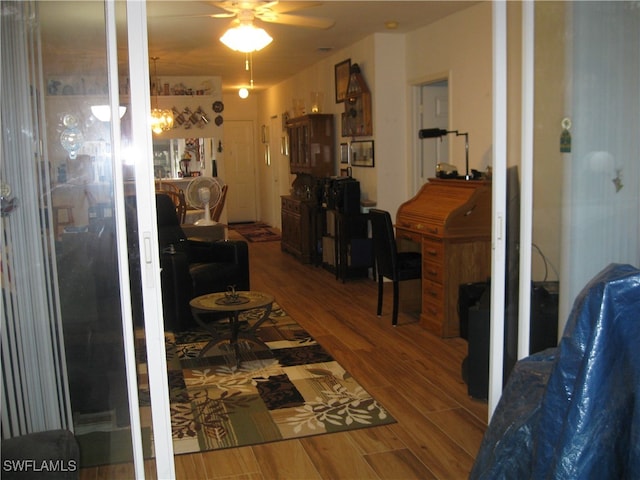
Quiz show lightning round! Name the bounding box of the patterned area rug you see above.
[230,222,281,242]
[137,303,395,457]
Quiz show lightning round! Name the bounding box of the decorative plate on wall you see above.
[212,101,224,113]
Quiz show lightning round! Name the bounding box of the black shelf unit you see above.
[322,209,372,282]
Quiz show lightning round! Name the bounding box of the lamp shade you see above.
[91,105,127,122]
[220,23,272,53]
[418,128,448,139]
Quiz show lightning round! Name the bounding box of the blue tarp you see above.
[471,263,640,479]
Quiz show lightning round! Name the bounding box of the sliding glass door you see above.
[529,1,639,341]
[1,1,173,477]
[490,0,639,417]
[549,1,639,329]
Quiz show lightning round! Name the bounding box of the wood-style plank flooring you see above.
[80,232,488,479]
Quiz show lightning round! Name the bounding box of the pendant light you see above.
[150,57,174,134]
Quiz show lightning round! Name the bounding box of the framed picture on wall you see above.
[334,59,351,103]
[351,140,374,167]
[339,143,349,164]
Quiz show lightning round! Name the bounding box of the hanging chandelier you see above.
[220,12,272,53]
[150,57,174,134]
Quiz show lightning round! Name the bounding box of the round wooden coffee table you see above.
[189,290,274,366]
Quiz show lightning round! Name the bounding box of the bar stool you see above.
[52,205,74,238]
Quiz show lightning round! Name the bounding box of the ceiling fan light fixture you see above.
[91,105,126,122]
[220,23,273,53]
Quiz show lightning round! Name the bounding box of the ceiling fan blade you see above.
[210,12,237,18]
[257,1,321,15]
[147,0,229,18]
[210,0,276,14]
[257,12,334,29]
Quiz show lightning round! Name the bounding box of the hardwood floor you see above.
[80,234,488,480]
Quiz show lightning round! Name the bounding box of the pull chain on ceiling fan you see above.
[239,52,254,98]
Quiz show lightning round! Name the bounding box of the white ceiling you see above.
[39,1,477,93]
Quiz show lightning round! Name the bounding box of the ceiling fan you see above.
[208,1,335,29]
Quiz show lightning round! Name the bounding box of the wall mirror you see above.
[153,137,214,179]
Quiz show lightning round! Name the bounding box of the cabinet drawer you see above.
[421,299,444,334]
[422,238,444,262]
[396,228,421,244]
[423,260,443,284]
[397,219,441,237]
[422,279,444,304]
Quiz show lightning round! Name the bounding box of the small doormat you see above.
[77,304,394,466]
[230,222,281,242]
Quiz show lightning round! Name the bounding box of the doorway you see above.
[223,120,258,223]
[413,79,449,194]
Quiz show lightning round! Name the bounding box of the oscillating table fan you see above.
[185,177,224,225]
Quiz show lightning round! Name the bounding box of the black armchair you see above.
[369,209,422,326]
[127,194,250,332]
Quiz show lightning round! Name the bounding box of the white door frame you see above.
[488,0,535,421]
[104,2,146,478]
[489,0,508,419]
[124,1,175,477]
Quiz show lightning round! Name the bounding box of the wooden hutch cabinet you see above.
[287,114,335,177]
[396,179,492,337]
[281,114,335,264]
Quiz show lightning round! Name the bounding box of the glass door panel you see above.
[532,1,639,337]
[39,0,145,473]
[1,0,159,475]
[491,1,639,417]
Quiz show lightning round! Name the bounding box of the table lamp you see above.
[419,128,471,180]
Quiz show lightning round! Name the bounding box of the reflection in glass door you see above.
[1,1,173,477]
[532,1,639,333]
[2,0,137,470]
[490,0,639,418]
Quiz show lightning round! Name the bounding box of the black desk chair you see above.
[369,209,422,326]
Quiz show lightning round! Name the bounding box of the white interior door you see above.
[224,120,257,223]
[416,82,449,189]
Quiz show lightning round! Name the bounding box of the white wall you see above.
[254,2,493,223]
[258,36,378,210]
[373,33,407,216]
[255,33,410,216]
[406,2,493,174]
